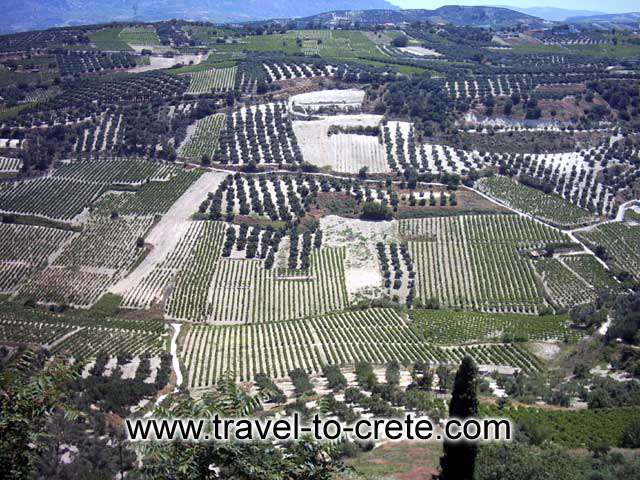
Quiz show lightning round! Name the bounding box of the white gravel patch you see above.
[320,215,399,299]
[102,356,119,377]
[129,53,207,73]
[120,357,141,380]
[529,342,560,361]
[145,356,162,384]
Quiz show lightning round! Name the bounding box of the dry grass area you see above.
[343,441,442,480]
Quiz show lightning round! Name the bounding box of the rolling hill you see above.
[566,11,640,29]
[296,6,549,29]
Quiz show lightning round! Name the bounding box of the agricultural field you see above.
[0,223,75,293]
[165,220,348,323]
[214,102,303,165]
[534,257,598,309]
[411,309,581,344]
[576,222,640,280]
[118,26,161,47]
[481,404,640,448]
[559,254,623,294]
[0,158,190,221]
[57,52,137,76]
[401,214,567,314]
[0,304,165,360]
[179,308,541,387]
[179,113,225,158]
[89,27,133,51]
[293,114,390,174]
[18,214,154,306]
[1,14,640,479]
[477,175,599,227]
[0,156,22,174]
[186,67,237,94]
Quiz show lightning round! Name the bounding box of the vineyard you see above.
[0,158,193,221]
[534,257,603,309]
[186,67,237,94]
[576,223,640,280]
[481,405,640,448]
[0,159,203,305]
[410,309,580,344]
[165,219,348,323]
[560,254,623,294]
[0,223,75,293]
[0,304,165,360]
[18,215,154,307]
[0,157,22,174]
[179,113,225,159]
[118,26,161,46]
[477,175,598,227]
[179,308,542,387]
[121,220,214,310]
[401,214,568,313]
[92,169,202,216]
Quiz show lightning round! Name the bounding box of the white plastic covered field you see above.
[293,114,390,174]
[398,46,441,57]
[289,89,365,113]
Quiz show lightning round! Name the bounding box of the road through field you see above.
[109,170,226,296]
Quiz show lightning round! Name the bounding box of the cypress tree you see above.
[439,356,479,480]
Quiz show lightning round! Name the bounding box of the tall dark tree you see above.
[439,356,479,480]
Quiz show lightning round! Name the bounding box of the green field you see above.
[482,405,640,448]
[119,26,161,46]
[411,309,579,344]
[509,42,640,58]
[197,29,387,61]
[89,28,133,51]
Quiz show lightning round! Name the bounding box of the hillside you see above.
[506,6,606,22]
[566,11,640,29]
[298,6,549,29]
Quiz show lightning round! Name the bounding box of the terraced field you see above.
[0,305,164,359]
[179,308,542,387]
[411,309,581,344]
[477,175,598,227]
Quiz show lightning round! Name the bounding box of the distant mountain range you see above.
[2,0,638,35]
[2,0,399,34]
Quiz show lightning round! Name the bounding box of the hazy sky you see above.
[388,0,637,13]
